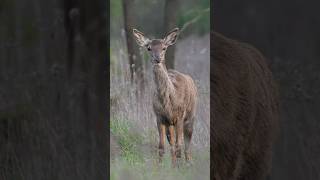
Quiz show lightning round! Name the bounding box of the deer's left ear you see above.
[133,28,150,47]
[163,28,179,46]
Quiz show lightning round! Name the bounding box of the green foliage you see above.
[177,0,210,35]
[110,118,144,165]
[110,0,123,20]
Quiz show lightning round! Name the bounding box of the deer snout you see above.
[152,53,161,63]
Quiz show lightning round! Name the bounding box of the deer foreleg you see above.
[158,122,166,163]
[168,125,176,167]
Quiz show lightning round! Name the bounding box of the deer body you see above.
[152,65,196,124]
[212,32,279,180]
[133,28,197,166]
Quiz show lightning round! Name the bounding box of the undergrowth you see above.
[110,118,144,165]
[110,118,210,180]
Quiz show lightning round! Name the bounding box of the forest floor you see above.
[110,118,210,180]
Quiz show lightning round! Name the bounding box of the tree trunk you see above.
[0,0,108,179]
[163,0,180,69]
[122,0,144,89]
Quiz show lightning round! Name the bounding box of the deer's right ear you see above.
[132,29,150,47]
[163,28,179,46]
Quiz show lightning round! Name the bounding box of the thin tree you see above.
[163,0,180,69]
[122,0,144,88]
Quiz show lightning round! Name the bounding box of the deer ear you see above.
[132,29,150,47]
[163,28,179,46]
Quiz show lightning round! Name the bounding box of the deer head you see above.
[132,28,179,64]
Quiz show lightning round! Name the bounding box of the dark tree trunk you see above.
[163,0,180,69]
[122,0,144,89]
[0,0,108,179]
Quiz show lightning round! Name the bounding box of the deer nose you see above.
[152,53,161,63]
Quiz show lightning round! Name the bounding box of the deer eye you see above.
[162,47,166,50]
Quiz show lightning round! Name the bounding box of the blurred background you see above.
[110,0,210,179]
[214,0,320,179]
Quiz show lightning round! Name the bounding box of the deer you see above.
[133,28,197,167]
[211,32,279,180]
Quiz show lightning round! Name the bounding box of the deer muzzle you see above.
[152,53,161,63]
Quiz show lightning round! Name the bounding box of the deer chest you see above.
[152,93,185,125]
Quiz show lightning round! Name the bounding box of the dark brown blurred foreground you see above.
[0,0,108,179]
[214,0,320,179]
[211,32,279,180]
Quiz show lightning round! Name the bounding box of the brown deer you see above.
[133,28,197,167]
[212,32,279,180]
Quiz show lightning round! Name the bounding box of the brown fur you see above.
[133,28,197,167]
[153,63,197,166]
[211,32,279,180]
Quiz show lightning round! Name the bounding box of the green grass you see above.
[110,152,210,180]
[110,118,210,180]
[110,118,144,165]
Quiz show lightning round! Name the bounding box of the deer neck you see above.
[153,62,175,100]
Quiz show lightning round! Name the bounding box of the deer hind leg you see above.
[158,122,166,163]
[168,125,176,167]
[184,118,194,163]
